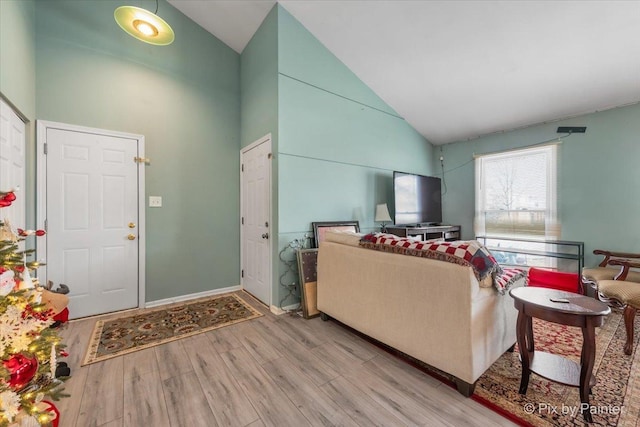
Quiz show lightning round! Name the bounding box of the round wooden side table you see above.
[509,286,611,423]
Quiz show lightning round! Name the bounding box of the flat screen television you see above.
[393,171,442,226]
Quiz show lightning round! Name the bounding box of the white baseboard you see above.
[145,285,242,309]
[270,303,300,316]
[146,285,299,316]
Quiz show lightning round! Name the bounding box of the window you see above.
[475,145,558,239]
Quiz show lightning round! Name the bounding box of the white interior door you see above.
[241,135,271,306]
[0,99,26,228]
[38,123,144,319]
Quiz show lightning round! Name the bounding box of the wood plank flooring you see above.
[55,292,516,427]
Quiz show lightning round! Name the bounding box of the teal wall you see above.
[277,6,433,231]
[275,6,434,307]
[0,0,36,120]
[240,6,279,149]
[240,6,280,305]
[0,0,37,231]
[436,103,640,268]
[17,0,627,311]
[34,0,241,302]
[4,0,433,311]
[239,6,434,309]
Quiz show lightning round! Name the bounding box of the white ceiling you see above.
[168,0,640,145]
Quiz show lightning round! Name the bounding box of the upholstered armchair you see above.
[582,250,640,295]
[596,259,640,355]
[583,250,640,355]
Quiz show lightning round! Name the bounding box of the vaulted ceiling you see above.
[169,0,640,145]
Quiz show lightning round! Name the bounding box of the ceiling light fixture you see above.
[114,0,174,46]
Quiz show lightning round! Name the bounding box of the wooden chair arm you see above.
[593,249,640,267]
[608,259,640,281]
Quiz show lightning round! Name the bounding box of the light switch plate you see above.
[149,196,162,207]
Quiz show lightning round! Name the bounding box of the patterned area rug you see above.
[82,293,262,365]
[473,309,640,426]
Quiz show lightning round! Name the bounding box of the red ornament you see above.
[35,229,46,236]
[3,353,38,389]
[41,401,60,427]
[3,192,16,202]
[0,199,11,207]
[17,228,26,236]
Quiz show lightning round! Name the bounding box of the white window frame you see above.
[474,144,558,239]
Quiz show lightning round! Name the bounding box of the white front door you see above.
[38,122,144,319]
[0,99,26,228]
[241,135,271,306]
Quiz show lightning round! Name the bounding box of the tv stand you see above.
[386,225,461,242]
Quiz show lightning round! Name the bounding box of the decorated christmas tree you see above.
[0,190,68,427]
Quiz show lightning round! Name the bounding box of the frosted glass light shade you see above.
[375,204,392,222]
[114,6,174,46]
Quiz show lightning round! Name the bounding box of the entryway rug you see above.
[472,309,640,426]
[82,293,262,366]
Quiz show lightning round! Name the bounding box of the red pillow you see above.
[528,267,580,294]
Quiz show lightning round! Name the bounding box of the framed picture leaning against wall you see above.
[297,248,320,319]
[311,221,360,248]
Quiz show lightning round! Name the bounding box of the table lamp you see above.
[375,203,393,232]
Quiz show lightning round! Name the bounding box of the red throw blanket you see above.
[359,233,525,294]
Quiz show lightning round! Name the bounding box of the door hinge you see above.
[241,217,244,225]
[267,153,272,159]
[134,157,151,165]
[241,269,244,278]
[241,164,244,172]
[43,143,48,155]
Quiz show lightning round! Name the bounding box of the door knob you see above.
[261,233,269,239]
[127,234,136,240]
[128,222,136,228]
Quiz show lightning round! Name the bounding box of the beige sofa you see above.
[317,236,524,396]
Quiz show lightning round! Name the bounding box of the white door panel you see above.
[241,136,271,306]
[0,99,26,228]
[44,126,141,318]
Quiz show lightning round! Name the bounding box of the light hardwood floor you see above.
[56,292,516,427]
